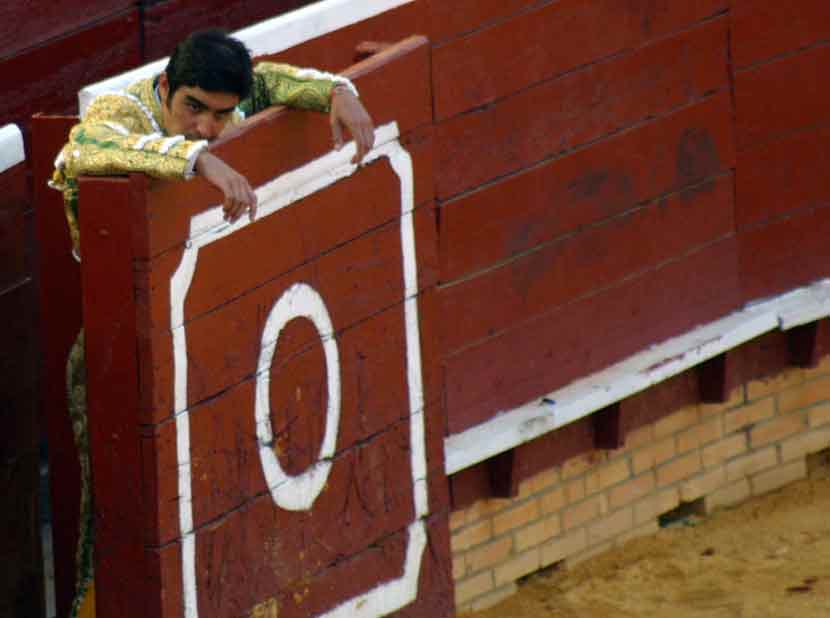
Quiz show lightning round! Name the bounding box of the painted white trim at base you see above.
[78,0,415,115]
[0,124,24,174]
[444,279,830,476]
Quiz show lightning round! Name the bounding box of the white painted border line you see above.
[79,0,415,114]
[170,121,429,618]
[0,124,24,174]
[445,279,830,476]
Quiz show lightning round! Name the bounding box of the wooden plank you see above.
[142,0,316,60]
[435,16,730,200]
[31,114,82,618]
[620,371,699,435]
[731,0,830,69]
[736,126,830,229]
[138,35,433,259]
[0,9,140,130]
[696,352,738,403]
[78,175,160,617]
[440,92,735,282]
[593,403,623,450]
[443,236,740,434]
[427,0,543,45]
[0,161,28,290]
[439,174,735,355]
[739,204,830,304]
[735,45,830,152]
[0,1,131,59]
[138,205,436,425]
[433,0,727,120]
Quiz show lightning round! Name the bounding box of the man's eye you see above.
[186,102,201,112]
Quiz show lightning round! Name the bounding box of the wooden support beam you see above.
[488,449,518,499]
[696,352,734,403]
[788,319,830,368]
[593,403,623,450]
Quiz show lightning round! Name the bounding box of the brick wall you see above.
[450,356,830,613]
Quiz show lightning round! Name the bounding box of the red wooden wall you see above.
[15,1,830,616]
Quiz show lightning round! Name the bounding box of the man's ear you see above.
[158,72,170,106]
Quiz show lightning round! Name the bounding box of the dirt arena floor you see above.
[464,471,830,618]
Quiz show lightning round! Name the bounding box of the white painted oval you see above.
[255,282,341,511]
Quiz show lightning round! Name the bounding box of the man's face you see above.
[158,72,239,141]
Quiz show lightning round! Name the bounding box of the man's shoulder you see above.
[84,75,163,134]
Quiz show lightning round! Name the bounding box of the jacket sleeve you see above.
[239,62,358,117]
[56,93,208,182]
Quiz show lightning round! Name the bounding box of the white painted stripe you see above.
[0,124,24,174]
[171,121,429,617]
[444,278,830,475]
[79,0,414,114]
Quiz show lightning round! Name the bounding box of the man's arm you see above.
[241,63,374,164]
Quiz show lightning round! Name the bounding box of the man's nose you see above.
[196,115,220,140]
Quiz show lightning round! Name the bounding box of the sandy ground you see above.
[464,474,830,618]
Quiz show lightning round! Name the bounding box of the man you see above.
[50,29,375,618]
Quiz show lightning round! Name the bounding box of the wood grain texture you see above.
[137,35,433,259]
[736,126,830,229]
[439,174,735,355]
[0,0,132,59]
[731,0,830,69]
[739,203,830,304]
[142,0,316,60]
[433,0,727,119]
[435,16,729,200]
[31,114,83,618]
[443,236,741,434]
[735,44,830,152]
[0,10,140,130]
[79,175,160,618]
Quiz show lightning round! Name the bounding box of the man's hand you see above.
[195,151,258,223]
[330,87,375,164]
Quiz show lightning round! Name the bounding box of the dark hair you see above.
[164,29,253,102]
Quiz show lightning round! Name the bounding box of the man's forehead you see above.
[178,86,239,111]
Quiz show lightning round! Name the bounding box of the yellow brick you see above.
[724,397,775,434]
[654,406,700,438]
[749,412,807,449]
[567,540,614,569]
[595,458,632,492]
[539,487,566,515]
[515,514,561,552]
[704,478,750,513]
[452,555,466,580]
[699,387,745,416]
[634,488,679,525]
[493,500,540,536]
[632,436,676,474]
[452,519,493,553]
[625,424,653,449]
[465,582,517,613]
[702,433,748,468]
[780,427,830,462]
[518,466,561,497]
[565,479,586,504]
[778,375,830,414]
[809,401,830,427]
[617,520,659,547]
[751,459,807,496]
[460,498,511,526]
[725,446,778,482]
[465,536,513,573]
[608,473,655,510]
[677,416,723,453]
[561,453,595,479]
[657,451,702,486]
[454,571,494,606]
[800,355,830,381]
[680,465,726,502]
[587,507,633,545]
[747,368,803,401]
[563,495,604,530]
[493,549,541,586]
[540,528,587,567]
[450,508,468,532]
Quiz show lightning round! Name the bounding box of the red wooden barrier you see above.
[60,36,454,617]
